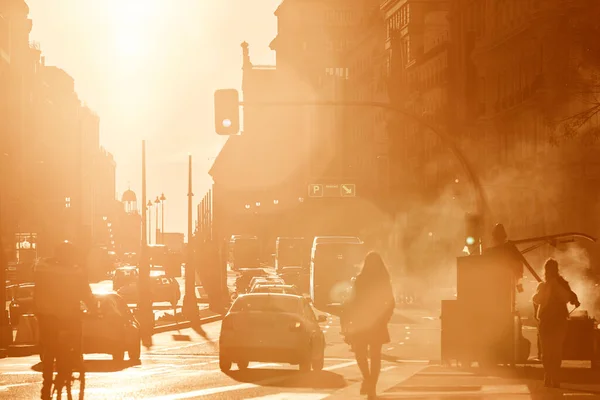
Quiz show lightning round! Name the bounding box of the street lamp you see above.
[154,196,160,244]
[159,193,166,244]
[245,204,250,210]
[255,202,261,207]
[183,154,198,319]
[273,199,279,205]
[147,200,153,245]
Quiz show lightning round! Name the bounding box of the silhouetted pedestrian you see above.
[34,241,97,400]
[344,252,395,399]
[532,258,580,388]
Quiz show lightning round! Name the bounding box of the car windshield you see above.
[230,295,300,314]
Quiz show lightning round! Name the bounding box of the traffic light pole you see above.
[240,100,490,220]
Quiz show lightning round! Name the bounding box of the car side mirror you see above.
[317,315,327,323]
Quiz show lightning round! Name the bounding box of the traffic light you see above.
[214,89,240,135]
[465,213,483,255]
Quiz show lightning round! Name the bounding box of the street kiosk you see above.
[441,232,600,368]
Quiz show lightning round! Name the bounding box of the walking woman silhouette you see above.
[344,251,395,399]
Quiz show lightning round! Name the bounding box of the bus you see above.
[275,237,309,271]
[227,235,260,270]
[310,239,365,310]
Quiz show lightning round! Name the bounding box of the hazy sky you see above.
[27,0,281,239]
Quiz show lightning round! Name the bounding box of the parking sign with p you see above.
[308,184,323,197]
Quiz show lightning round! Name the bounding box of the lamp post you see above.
[182,154,198,319]
[160,193,166,244]
[154,196,160,245]
[147,200,153,245]
[139,140,153,347]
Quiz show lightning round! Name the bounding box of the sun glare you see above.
[110,0,163,59]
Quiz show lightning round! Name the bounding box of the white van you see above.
[309,236,365,309]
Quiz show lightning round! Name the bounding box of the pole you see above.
[208,189,212,241]
[148,204,152,245]
[183,154,197,318]
[161,197,165,244]
[0,188,9,354]
[139,141,153,346]
[154,197,160,244]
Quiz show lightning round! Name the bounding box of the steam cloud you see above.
[551,244,600,319]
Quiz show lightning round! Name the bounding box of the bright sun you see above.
[110,0,163,59]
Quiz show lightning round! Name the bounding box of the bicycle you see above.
[51,322,85,400]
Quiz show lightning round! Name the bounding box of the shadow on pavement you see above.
[228,368,346,389]
[463,365,600,398]
[31,359,141,373]
[389,313,417,325]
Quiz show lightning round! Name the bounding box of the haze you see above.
[27,0,281,235]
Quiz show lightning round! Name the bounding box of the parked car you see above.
[83,292,141,361]
[38,292,141,362]
[7,283,35,327]
[219,293,326,372]
[117,276,181,307]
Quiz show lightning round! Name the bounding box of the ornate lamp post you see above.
[147,200,153,245]
[154,196,160,245]
[160,193,166,244]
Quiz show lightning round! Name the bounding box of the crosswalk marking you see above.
[144,359,362,400]
[245,394,330,400]
[385,384,531,397]
[0,383,32,391]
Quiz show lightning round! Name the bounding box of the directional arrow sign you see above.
[340,184,356,197]
[308,184,323,197]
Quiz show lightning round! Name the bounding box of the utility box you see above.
[441,254,525,367]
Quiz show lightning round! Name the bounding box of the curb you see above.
[152,314,223,334]
[7,344,39,357]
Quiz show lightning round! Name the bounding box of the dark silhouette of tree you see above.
[544,0,600,143]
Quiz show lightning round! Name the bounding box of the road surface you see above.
[2,306,599,399]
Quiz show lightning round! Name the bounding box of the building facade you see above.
[0,1,119,259]
[449,0,600,243]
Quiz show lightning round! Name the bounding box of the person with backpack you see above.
[532,258,580,388]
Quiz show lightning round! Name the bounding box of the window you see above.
[403,38,411,63]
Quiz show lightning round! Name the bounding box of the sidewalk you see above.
[365,363,600,399]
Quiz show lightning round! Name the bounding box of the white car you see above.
[248,276,285,292]
[219,293,326,372]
